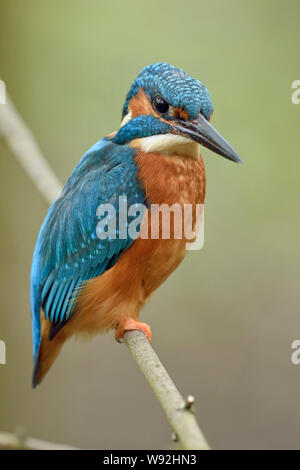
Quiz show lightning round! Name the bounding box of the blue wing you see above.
[30,139,145,360]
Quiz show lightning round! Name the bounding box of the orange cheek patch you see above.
[129,88,160,118]
[173,107,189,120]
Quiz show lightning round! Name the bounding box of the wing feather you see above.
[30,139,145,359]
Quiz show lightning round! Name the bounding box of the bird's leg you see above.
[115,317,152,342]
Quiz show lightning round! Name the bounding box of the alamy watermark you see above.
[291,80,300,104]
[0,80,6,104]
[96,197,204,250]
[291,340,300,365]
[0,340,6,365]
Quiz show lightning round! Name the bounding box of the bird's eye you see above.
[152,96,169,114]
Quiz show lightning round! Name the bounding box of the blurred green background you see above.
[0,0,299,450]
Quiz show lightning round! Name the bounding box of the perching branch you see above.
[124,331,210,450]
[0,90,210,450]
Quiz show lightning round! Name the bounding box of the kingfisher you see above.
[31,63,241,387]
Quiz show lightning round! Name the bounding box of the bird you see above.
[31,63,242,387]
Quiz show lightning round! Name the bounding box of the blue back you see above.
[31,139,145,360]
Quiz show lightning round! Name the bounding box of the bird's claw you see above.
[115,317,152,342]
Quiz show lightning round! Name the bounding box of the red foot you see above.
[115,317,152,342]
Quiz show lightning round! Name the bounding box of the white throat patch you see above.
[133,133,200,159]
[120,112,200,159]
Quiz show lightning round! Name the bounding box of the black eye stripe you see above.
[152,95,169,114]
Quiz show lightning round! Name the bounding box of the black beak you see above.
[170,113,243,163]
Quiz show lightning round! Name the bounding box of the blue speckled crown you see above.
[122,63,213,121]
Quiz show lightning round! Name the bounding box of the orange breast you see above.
[132,150,206,295]
[135,150,206,207]
[74,150,206,333]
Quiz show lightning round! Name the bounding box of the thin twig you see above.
[0,94,62,205]
[124,331,210,450]
[0,90,211,450]
[0,430,77,450]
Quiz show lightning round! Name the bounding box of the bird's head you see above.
[112,63,242,163]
